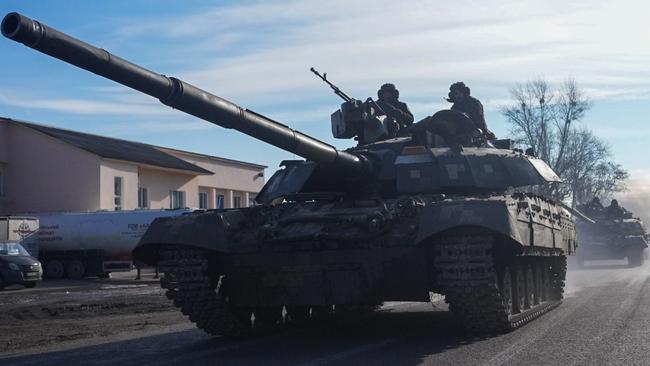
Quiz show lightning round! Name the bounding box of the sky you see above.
[1,0,650,209]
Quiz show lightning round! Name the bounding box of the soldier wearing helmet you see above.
[606,199,627,219]
[376,83,414,137]
[447,82,495,139]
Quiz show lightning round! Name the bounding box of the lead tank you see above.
[2,12,576,334]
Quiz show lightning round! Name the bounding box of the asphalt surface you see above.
[2,261,650,366]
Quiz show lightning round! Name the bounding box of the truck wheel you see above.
[46,260,65,279]
[628,248,644,267]
[66,260,86,280]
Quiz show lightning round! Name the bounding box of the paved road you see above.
[2,261,650,366]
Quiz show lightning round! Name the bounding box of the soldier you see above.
[606,199,626,219]
[446,82,495,139]
[376,83,414,137]
[588,196,604,215]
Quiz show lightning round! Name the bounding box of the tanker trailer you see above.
[37,209,192,279]
[0,216,39,257]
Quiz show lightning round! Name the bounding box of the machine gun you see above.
[309,67,390,144]
[310,67,353,103]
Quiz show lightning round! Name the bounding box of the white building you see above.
[0,117,266,214]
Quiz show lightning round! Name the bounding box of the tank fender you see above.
[133,209,252,265]
[415,199,523,244]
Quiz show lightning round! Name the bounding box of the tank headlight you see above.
[8,262,20,271]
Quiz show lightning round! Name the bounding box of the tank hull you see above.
[135,193,575,334]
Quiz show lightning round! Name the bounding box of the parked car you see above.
[0,242,42,290]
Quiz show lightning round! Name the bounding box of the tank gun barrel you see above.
[559,202,596,224]
[1,12,369,175]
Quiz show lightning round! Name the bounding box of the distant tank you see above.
[3,12,576,334]
[575,201,648,267]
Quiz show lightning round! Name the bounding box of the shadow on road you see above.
[1,306,495,366]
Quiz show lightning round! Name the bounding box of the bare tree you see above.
[501,78,626,205]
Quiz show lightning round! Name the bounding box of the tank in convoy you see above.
[2,12,576,335]
[574,199,648,267]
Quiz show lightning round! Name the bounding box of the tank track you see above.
[434,230,565,333]
[158,247,252,337]
[157,246,380,337]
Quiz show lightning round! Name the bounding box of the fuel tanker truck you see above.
[37,209,192,279]
[2,12,576,335]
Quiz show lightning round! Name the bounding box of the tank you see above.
[574,202,648,267]
[2,12,576,334]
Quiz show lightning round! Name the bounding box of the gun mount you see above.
[1,12,369,176]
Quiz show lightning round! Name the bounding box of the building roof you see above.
[158,146,267,169]
[3,118,214,175]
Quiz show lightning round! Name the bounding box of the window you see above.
[114,177,123,211]
[199,192,208,209]
[216,194,225,209]
[138,187,149,209]
[0,171,4,197]
[170,190,185,209]
[233,194,241,208]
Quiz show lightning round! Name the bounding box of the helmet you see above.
[378,83,399,99]
[611,199,619,206]
[447,81,471,102]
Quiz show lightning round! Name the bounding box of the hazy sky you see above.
[1,1,650,195]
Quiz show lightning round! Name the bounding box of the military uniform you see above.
[447,82,494,139]
[376,83,414,137]
[376,99,414,135]
[606,200,627,219]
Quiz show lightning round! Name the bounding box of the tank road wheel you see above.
[534,264,544,305]
[254,307,283,328]
[514,266,527,312]
[231,307,254,329]
[627,247,645,267]
[549,257,567,301]
[45,260,65,279]
[525,265,535,308]
[66,260,86,280]
[541,264,552,301]
[158,247,252,337]
[310,305,334,320]
[286,305,310,324]
[498,266,515,316]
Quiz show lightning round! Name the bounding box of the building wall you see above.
[0,120,266,214]
[138,167,198,209]
[0,122,8,164]
[99,160,139,211]
[163,149,265,208]
[1,124,101,214]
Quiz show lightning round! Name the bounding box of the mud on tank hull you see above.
[134,192,575,336]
